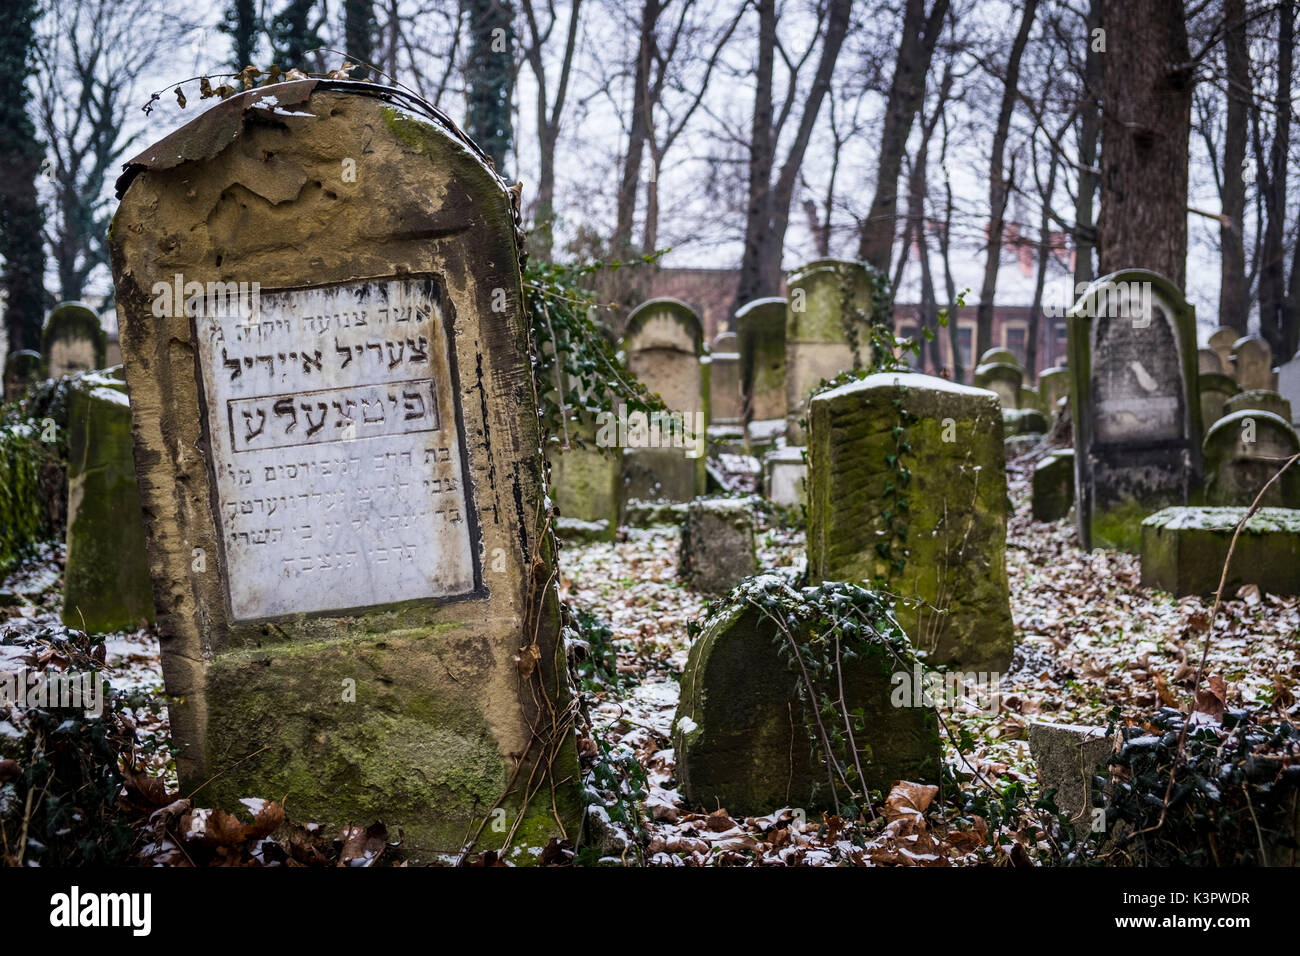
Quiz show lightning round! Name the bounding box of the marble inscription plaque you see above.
[196,278,475,621]
[1091,299,1185,446]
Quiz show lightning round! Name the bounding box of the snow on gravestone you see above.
[1066,270,1201,552]
[109,80,580,857]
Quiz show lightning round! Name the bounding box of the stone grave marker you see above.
[1279,352,1300,426]
[1141,506,1300,596]
[973,360,1022,409]
[678,497,757,595]
[620,298,706,502]
[1198,347,1223,376]
[1032,449,1075,522]
[1036,366,1069,420]
[62,369,156,634]
[1066,269,1201,551]
[735,297,787,427]
[763,445,806,508]
[806,371,1014,670]
[42,302,107,379]
[109,80,580,858]
[3,350,43,401]
[1198,371,1239,433]
[708,332,742,426]
[1230,334,1275,391]
[784,260,874,444]
[1202,410,1300,508]
[1224,389,1292,422]
[550,424,621,543]
[1208,326,1237,372]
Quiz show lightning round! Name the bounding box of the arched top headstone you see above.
[1208,326,1238,368]
[711,331,738,354]
[623,298,703,355]
[1230,334,1275,391]
[1224,389,1292,422]
[1198,348,1223,376]
[979,347,1020,368]
[42,301,107,377]
[734,296,787,321]
[785,259,875,343]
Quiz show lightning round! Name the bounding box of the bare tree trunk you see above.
[856,0,949,273]
[613,0,660,260]
[1219,0,1249,333]
[1073,0,1101,293]
[1096,0,1193,287]
[1028,148,1059,379]
[975,0,1037,360]
[1258,0,1293,359]
[938,114,962,381]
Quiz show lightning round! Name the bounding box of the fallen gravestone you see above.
[678,497,757,595]
[736,297,787,427]
[673,576,940,816]
[1067,269,1201,551]
[62,369,155,633]
[42,302,107,379]
[1032,450,1075,522]
[110,80,580,858]
[806,372,1014,670]
[1141,506,1300,596]
[784,260,874,444]
[1201,410,1300,507]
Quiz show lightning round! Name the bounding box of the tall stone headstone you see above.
[708,331,742,425]
[42,302,107,379]
[735,297,787,427]
[1202,410,1300,508]
[1208,326,1237,373]
[620,298,706,501]
[62,369,156,634]
[1198,372,1239,433]
[1036,366,1069,419]
[1230,334,1275,391]
[549,426,621,542]
[110,81,580,857]
[2,350,43,401]
[784,260,873,444]
[974,361,1023,409]
[806,372,1014,670]
[1198,347,1223,376]
[1279,353,1300,427]
[1067,270,1201,551]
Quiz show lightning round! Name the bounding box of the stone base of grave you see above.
[679,497,757,595]
[1028,722,1112,831]
[622,446,703,503]
[1032,450,1075,522]
[764,447,806,507]
[623,499,690,527]
[673,578,939,817]
[556,517,613,543]
[1140,506,1300,596]
[1003,407,1048,436]
[62,372,155,633]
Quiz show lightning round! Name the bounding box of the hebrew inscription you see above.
[197,278,475,620]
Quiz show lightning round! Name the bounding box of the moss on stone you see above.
[1140,505,1300,596]
[0,424,47,577]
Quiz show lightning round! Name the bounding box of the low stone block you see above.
[1003,407,1048,436]
[622,446,701,503]
[1140,506,1300,596]
[763,446,806,507]
[1032,450,1075,522]
[679,497,758,595]
[1028,722,1111,829]
[673,577,940,816]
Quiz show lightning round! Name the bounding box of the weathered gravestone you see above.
[1018,384,1043,414]
[784,260,874,444]
[62,369,156,634]
[1208,326,1238,374]
[42,303,107,379]
[1279,353,1300,426]
[735,297,787,427]
[549,425,621,543]
[620,298,706,501]
[973,360,1022,409]
[1198,347,1223,376]
[110,80,580,857]
[673,576,940,816]
[1230,334,1275,391]
[763,445,806,508]
[708,332,742,425]
[1198,372,1239,433]
[1028,722,1112,831]
[806,372,1014,671]
[3,350,43,401]
[678,496,757,596]
[979,347,1019,367]
[1225,389,1292,422]
[1141,506,1300,596]
[1202,410,1300,508]
[1067,270,1202,551]
[1036,366,1070,420]
[1032,449,1075,522]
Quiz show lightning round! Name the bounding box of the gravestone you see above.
[1028,722,1111,831]
[1208,326,1238,373]
[678,497,757,595]
[806,372,1014,671]
[1067,270,1201,551]
[1224,389,1292,422]
[1019,384,1043,413]
[1003,407,1048,436]
[1230,335,1275,391]
[973,361,1022,409]
[979,347,1019,367]
[708,331,742,425]
[784,260,874,444]
[673,576,940,816]
[1279,353,1300,426]
[1198,348,1223,376]
[1198,372,1239,433]
[62,369,155,633]
[1202,410,1300,508]
[109,80,580,858]
[3,350,43,401]
[1036,366,1069,419]
[1032,449,1075,522]
[549,425,621,543]
[42,303,107,379]
[620,298,706,501]
[763,445,806,508]
[1141,506,1300,596]
[735,297,787,426]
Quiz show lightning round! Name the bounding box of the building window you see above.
[1053,322,1068,365]
[1005,326,1027,365]
[958,326,973,369]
